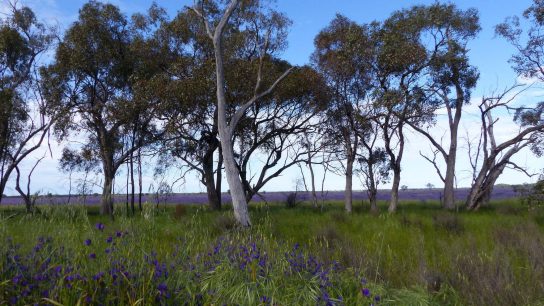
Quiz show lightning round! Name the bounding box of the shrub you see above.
[513,182,544,211]
[285,192,298,208]
[527,180,544,210]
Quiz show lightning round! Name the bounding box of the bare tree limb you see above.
[419,149,445,182]
[229,67,294,136]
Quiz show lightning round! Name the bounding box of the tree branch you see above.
[505,161,538,178]
[229,67,294,135]
[419,149,445,182]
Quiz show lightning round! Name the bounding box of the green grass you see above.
[1,199,544,305]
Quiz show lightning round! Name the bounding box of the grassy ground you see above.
[1,199,544,305]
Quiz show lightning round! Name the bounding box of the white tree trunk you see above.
[309,161,318,208]
[388,168,401,212]
[193,0,291,226]
[218,133,251,226]
[443,105,460,210]
[443,153,456,209]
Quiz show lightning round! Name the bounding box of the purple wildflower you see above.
[106,236,113,243]
[65,274,76,282]
[362,288,371,297]
[158,282,168,292]
[12,275,22,285]
[84,239,91,246]
[95,223,105,231]
[157,282,170,300]
[89,253,96,259]
[93,272,104,281]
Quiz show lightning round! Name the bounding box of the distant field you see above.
[1,186,519,206]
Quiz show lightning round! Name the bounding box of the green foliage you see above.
[156,2,327,207]
[42,1,142,142]
[515,180,544,210]
[495,1,544,157]
[496,0,544,81]
[40,1,170,214]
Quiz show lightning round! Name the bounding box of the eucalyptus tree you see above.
[127,4,184,214]
[495,0,544,157]
[234,65,328,202]
[188,0,294,226]
[496,0,544,85]
[370,9,437,212]
[298,128,325,208]
[462,0,544,210]
[356,118,390,213]
[312,14,375,213]
[466,85,544,210]
[0,4,55,205]
[41,2,164,216]
[158,6,320,212]
[14,154,44,213]
[399,4,480,210]
[150,7,223,210]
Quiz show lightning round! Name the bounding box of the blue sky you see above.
[3,0,542,195]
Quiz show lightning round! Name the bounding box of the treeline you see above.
[0,0,543,226]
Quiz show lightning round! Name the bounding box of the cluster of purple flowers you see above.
[2,237,75,304]
[95,222,105,231]
[233,241,268,277]
[285,243,343,305]
[201,237,269,283]
[1,231,382,305]
[145,251,170,280]
[1,224,138,305]
[361,278,381,305]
